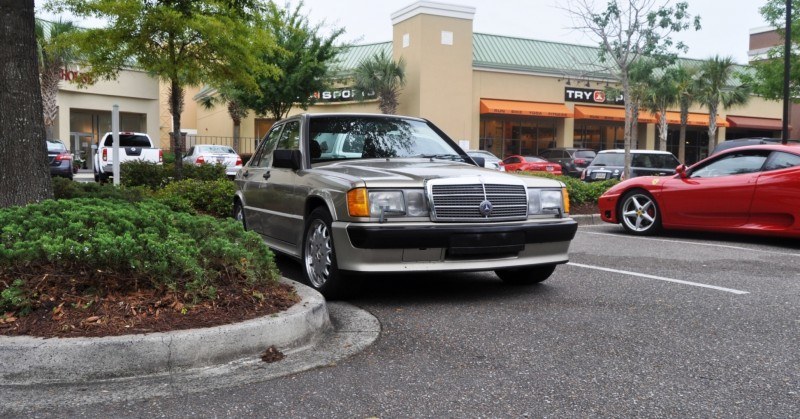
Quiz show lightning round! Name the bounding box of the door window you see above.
[277,121,301,150]
[251,125,283,168]
[690,150,770,178]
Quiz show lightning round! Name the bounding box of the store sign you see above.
[311,87,376,103]
[564,87,624,105]
[59,67,93,84]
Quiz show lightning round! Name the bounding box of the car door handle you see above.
[242,170,250,178]
[263,171,271,180]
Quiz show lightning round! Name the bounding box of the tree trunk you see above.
[622,76,633,180]
[679,105,688,164]
[170,79,184,178]
[658,110,668,151]
[707,103,718,159]
[40,60,61,141]
[0,0,53,208]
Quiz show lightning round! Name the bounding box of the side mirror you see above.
[273,149,303,170]
[675,164,687,179]
[471,156,486,167]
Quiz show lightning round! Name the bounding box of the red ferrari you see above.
[502,155,563,175]
[598,144,800,238]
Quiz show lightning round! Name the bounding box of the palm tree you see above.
[643,67,680,151]
[35,18,77,140]
[695,56,752,156]
[353,50,406,115]
[673,63,700,163]
[198,87,249,153]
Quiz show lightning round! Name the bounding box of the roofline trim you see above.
[391,1,476,25]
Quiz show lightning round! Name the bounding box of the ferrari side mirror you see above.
[675,164,687,179]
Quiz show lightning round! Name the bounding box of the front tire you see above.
[619,190,662,236]
[496,264,556,285]
[302,207,346,298]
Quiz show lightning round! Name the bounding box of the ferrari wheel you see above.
[619,190,662,236]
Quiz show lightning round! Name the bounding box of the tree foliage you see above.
[46,0,278,174]
[565,0,700,177]
[641,63,681,151]
[694,56,752,152]
[748,0,800,101]
[239,1,344,121]
[673,63,700,163]
[0,0,54,208]
[353,50,407,115]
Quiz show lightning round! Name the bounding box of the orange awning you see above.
[660,111,729,127]
[726,115,783,130]
[480,99,573,118]
[574,105,657,124]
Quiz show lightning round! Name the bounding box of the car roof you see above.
[716,143,800,154]
[296,113,428,123]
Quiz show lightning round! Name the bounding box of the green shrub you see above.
[519,172,618,206]
[162,151,176,164]
[120,161,228,189]
[53,177,153,202]
[1,279,33,315]
[0,199,279,302]
[121,160,167,189]
[155,179,235,218]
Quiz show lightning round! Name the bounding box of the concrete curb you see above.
[0,278,331,385]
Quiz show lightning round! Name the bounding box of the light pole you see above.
[783,0,792,144]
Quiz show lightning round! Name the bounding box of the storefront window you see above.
[479,116,557,158]
[573,122,625,151]
[667,128,709,165]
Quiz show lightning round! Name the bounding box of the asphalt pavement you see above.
[4,223,799,418]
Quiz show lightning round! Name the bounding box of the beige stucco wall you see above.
[55,68,159,149]
[393,13,474,142]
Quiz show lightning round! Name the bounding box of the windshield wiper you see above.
[416,154,465,162]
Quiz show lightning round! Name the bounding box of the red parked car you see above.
[502,155,562,175]
[598,144,800,238]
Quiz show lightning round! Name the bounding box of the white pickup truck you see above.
[93,132,162,182]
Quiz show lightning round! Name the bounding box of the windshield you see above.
[468,151,500,162]
[309,116,464,162]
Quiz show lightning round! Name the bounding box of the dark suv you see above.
[581,149,680,182]
[539,148,596,177]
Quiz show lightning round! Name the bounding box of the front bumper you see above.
[332,218,578,273]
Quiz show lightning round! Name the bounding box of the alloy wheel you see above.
[621,193,657,233]
[305,219,332,288]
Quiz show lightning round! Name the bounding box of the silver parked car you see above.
[183,144,242,177]
[233,114,577,297]
[467,149,505,171]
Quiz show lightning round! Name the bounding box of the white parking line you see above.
[580,231,800,258]
[567,262,750,295]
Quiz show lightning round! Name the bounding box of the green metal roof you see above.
[472,33,611,78]
[330,41,392,78]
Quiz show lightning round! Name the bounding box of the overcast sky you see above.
[36,0,769,64]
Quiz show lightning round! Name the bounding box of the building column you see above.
[558,118,574,147]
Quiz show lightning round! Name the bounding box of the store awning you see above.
[479,99,573,118]
[574,105,657,124]
[661,111,729,127]
[726,115,783,130]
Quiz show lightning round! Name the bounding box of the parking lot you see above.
[27,223,800,417]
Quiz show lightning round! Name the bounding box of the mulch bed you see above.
[570,202,600,215]
[0,273,299,338]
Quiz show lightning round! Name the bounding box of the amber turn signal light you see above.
[347,188,370,217]
[562,187,570,214]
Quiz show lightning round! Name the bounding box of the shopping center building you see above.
[50,1,783,166]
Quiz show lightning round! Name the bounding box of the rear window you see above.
[574,150,596,159]
[103,134,152,148]
[46,140,66,152]
[199,145,235,154]
[632,153,680,169]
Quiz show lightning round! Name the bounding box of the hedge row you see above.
[519,172,618,207]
